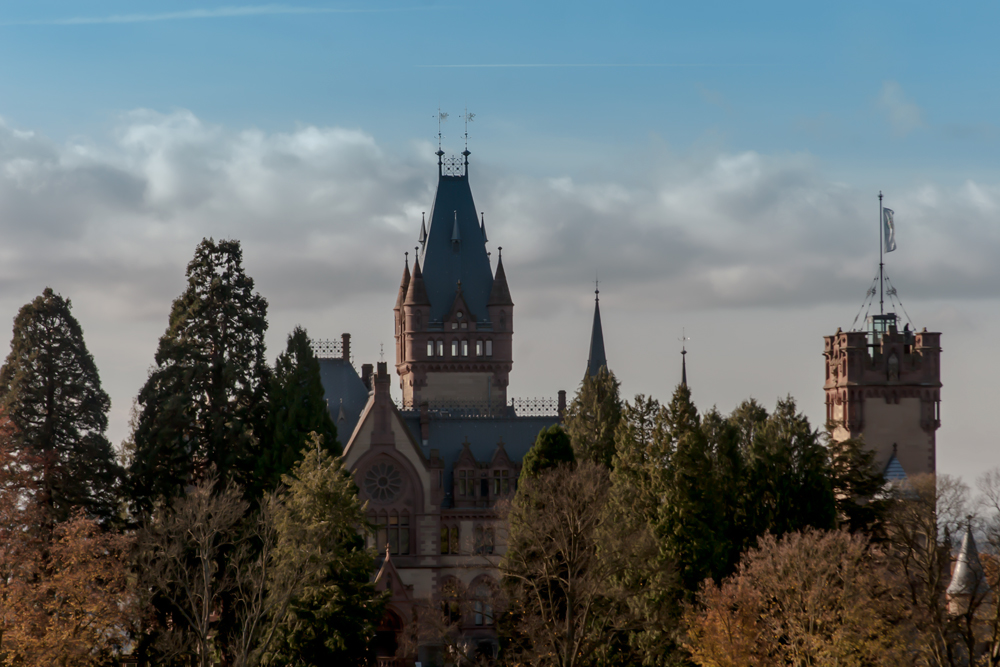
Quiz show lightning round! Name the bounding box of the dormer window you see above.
[452,322,458,330]
[493,469,510,495]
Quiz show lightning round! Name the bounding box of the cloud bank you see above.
[0,109,994,447]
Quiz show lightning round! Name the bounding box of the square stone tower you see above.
[823,313,941,477]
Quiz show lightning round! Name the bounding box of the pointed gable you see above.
[421,168,494,323]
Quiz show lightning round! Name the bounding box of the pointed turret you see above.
[420,158,494,322]
[395,255,411,310]
[418,212,428,247]
[480,212,488,242]
[488,249,513,306]
[586,287,607,378]
[947,521,987,614]
[404,258,430,306]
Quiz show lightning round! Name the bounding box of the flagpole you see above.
[879,191,884,315]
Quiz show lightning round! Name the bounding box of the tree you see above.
[521,424,575,480]
[564,367,622,468]
[2,511,135,667]
[128,238,270,513]
[263,436,385,667]
[258,327,338,495]
[136,479,249,667]
[827,435,888,537]
[500,461,659,667]
[685,529,912,667]
[0,288,120,524]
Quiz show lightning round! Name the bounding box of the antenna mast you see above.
[879,191,884,315]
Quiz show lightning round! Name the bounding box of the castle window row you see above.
[425,339,493,358]
[455,468,515,500]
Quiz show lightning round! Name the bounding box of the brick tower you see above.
[393,149,513,410]
[823,313,941,478]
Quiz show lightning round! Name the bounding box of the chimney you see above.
[341,333,351,362]
[371,361,395,446]
[558,390,566,418]
[361,363,373,391]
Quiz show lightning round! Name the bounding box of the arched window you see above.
[436,340,444,356]
[485,340,493,357]
[461,340,469,357]
[451,340,458,357]
[476,340,483,356]
[473,584,494,626]
[427,340,435,357]
[440,525,460,555]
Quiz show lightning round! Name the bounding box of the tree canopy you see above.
[128,238,270,512]
[564,367,622,468]
[0,288,120,524]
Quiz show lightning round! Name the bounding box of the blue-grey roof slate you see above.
[420,173,494,323]
[318,358,370,445]
[400,413,560,507]
[587,295,607,377]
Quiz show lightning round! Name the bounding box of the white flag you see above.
[883,207,896,253]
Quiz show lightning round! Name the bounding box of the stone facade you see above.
[823,314,941,477]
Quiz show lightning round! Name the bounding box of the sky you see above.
[0,1,997,485]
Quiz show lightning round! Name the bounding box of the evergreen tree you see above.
[258,326,338,494]
[827,436,888,537]
[128,239,270,513]
[0,288,120,523]
[564,367,622,468]
[521,424,575,480]
[265,435,386,666]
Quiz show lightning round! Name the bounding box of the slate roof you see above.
[399,413,560,507]
[587,292,607,377]
[318,358,370,445]
[420,172,494,323]
[883,453,908,482]
[947,524,987,597]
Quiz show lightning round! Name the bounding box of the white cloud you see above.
[0,109,995,451]
[877,81,926,137]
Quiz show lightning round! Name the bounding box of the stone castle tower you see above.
[823,312,942,478]
[394,150,513,410]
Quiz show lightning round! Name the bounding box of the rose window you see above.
[365,462,402,503]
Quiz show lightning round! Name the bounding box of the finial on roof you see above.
[498,246,502,259]
[405,251,409,267]
[436,109,448,175]
[380,343,384,362]
[419,213,427,246]
[463,109,474,164]
[480,211,488,242]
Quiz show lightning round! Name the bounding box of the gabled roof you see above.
[420,171,494,322]
[587,290,607,377]
[318,358,370,443]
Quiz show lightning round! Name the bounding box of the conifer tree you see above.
[258,326,338,495]
[520,424,574,480]
[563,367,622,468]
[0,288,120,523]
[265,436,385,666]
[128,239,270,513]
[827,436,888,536]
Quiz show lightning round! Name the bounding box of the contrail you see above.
[418,63,763,69]
[0,4,435,26]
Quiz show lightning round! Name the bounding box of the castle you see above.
[317,147,943,664]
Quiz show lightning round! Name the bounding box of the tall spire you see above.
[947,519,987,613]
[586,283,607,378]
[679,329,690,388]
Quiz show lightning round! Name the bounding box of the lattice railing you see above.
[311,339,345,360]
[396,396,560,418]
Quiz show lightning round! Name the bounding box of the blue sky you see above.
[0,1,997,484]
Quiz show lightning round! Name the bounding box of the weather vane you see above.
[380,343,385,362]
[436,108,448,151]
[463,109,475,151]
[678,328,690,354]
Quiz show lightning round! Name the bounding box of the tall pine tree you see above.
[563,367,622,468]
[258,326,338,494]
[0,288,120,524]
[128,239,270,513]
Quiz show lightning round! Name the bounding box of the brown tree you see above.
[499,461,660,667]
[685,529,912,667]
